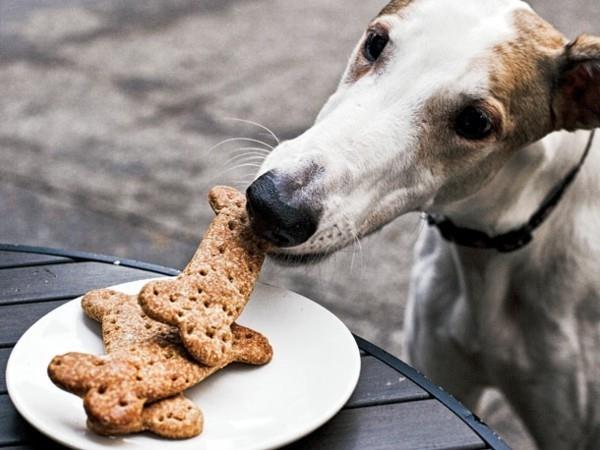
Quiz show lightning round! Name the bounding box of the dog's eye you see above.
[363,30,389,62]
[455,106,494,140]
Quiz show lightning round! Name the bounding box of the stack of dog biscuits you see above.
[48,186,272,439]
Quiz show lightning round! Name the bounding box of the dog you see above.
[245,0,600,448]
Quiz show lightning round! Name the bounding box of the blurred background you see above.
[1,1,598,448]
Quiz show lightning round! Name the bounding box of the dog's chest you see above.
[425,238,600,379]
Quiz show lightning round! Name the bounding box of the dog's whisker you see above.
[341,211,364,272]
[410,213,428,240]
[351,233,363,272]
[228,146,271,156]
[220,163,262,174]
[228,151,269,160]
[350,238,358,272]
[222,117,280,145]
[229,180,255,189]
[350,222,365,267]
[225,157,266,167]
[225,150,270,161]
[222,153,267,168]
[207,137,274,154]
[223,163,260,173]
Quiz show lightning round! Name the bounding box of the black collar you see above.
[427,130,596,253]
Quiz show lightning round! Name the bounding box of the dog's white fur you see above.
[256,0,599,447]
[406,129,600,449]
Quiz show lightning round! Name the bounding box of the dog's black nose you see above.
[246,171,319,247]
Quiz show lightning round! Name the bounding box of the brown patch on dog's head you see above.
[491,10,600,137]
[379,0,414,17]
[423,8,598,207]
[489,10,566,145]
[408,9,578,205]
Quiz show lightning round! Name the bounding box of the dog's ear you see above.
[552,34,600,131]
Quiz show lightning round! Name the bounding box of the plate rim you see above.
[6,278,361,450]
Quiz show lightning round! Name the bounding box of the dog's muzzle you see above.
[246,170,320,248]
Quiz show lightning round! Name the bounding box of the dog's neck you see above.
[435,129,598,245]
[431,130,599,356]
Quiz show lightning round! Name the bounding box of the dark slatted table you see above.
[0,244,509,450]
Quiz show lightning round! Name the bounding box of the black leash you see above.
[427,130,596,253]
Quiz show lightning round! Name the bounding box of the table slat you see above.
[0,301,69,347]
[285,400,486,450]
[0,398,66,449]
[0,396,483,449]
[0,252,72,270]
[0,350,10,394]
[0,396,26,447]
[0,263,161,305]
[346,356,428,408]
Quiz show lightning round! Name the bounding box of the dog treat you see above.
[48,289,272,431]
[138,186,268,367]
[82,288,271,368]
[82,290,202,438]
[87,394,203,439]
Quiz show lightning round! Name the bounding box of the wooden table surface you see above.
[0,244,509,450]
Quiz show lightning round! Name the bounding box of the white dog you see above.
[245,1,600,448]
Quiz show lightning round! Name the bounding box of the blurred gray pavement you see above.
[1,1,598,448]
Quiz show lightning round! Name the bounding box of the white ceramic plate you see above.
[6,279,360,450]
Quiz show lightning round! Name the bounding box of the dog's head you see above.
[247,0,600,263]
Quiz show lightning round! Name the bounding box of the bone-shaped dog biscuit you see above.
[87,394,203,439]
[48,289,272,431]
[138,186,268,366]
